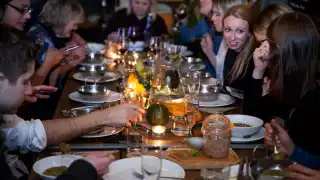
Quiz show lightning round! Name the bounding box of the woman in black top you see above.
[244,12,320,155]
[104,0,168,41]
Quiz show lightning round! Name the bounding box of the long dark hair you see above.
[267,12,319,103]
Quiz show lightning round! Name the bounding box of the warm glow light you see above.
[152,125,166,135]
[127,73,145,94]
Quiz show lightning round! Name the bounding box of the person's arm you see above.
[290,146,320,169]
[179,18,209,43]
[56,160,98,180]
[43,104,142,146]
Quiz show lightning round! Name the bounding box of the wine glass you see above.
[141,145,163,180]
[117,28,129,56]
[173,3,188,32]
[129,26,140,43]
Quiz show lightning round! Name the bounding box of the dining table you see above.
[28,61,267,180]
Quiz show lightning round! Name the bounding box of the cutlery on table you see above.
[132,171,183,180]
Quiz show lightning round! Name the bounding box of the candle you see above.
[152,125,166,135]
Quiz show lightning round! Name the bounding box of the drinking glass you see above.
[173,3,188,32]
[129,26,140,43]
[201,166,230,180]
[121,91,144,153]
[117,28,129,64]
[141,145,163,180]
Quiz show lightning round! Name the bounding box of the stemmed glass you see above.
[117,28,129,63]
[173,3,188,32]
[129,26,140,44]
[141,144,163,180]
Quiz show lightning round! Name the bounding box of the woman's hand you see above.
[24,85,58,103]
[253,41,270,75]
[287,164,320,180]
[264,119,295,156]
[84,151,115,175]
[200,34,214,58]
[38,48,68,76]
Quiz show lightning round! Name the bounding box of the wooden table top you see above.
[29,65,265,180]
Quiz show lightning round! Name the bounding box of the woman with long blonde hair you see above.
[202,4,256,91]
[105,0,168,41]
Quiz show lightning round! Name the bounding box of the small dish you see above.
[187,137,204,150]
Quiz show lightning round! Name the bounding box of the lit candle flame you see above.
[152,125,166,135]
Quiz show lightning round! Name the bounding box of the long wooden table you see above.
[28,68,265,180]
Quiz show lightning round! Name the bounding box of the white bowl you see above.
[87,43,104,54]
[33,155,83,180]
[187,137,204,149]
[226,114,264,138]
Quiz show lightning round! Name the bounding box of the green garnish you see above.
[190,150,198,156]
[183,153,189,160]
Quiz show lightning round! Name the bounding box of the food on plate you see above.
[261,169,285,177]
[43,166,68,176]
[233,123,251,127]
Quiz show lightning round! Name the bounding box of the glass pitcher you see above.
[149,63,190,136]
[202,112,232,158]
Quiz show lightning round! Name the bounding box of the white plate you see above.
[87,43,104,54]
[226,86,244,99]
[33,155,83,180]
[231,127,265,143]
[191,94,236,107]
[73,72,120,83]
[82,127,124,138]
[69,91,120,104]
[181,50,193,57]
[103,157,185,180]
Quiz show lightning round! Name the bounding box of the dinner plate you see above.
[190,94,236,107]
[73,72,120,83]
[33,155,83,180]
[103,157,185,180]
[231,127,265,143]
[181,50,193,57]
[82,127,124,138]
[68,91,120,104]
[226,86,244,99]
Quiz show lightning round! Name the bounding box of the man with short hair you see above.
[0,27,143,178]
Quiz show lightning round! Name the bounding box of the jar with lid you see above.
[202,112,232,158]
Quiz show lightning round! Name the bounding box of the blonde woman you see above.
[105,0,168,41]
[28,0,86,120]
[202,2,256,90]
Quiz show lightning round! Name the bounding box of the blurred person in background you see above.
[104,0,168,42]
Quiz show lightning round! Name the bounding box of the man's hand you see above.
[24,85,58,103]
[103,104,145,127]
[287,164,320,180]
[264,119,295,156]
[84,151,115,175]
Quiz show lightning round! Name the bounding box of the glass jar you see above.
[202,113,231,158]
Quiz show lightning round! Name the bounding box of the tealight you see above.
[152,125,166,135]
